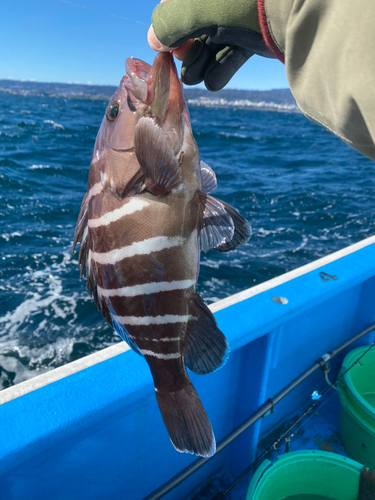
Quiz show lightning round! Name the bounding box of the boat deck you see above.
[189,379,347,499]
[1,237,375,500]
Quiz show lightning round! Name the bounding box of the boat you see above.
[1,235,375,500]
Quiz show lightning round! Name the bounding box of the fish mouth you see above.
[124,53,184,118]
[124,58,152,102]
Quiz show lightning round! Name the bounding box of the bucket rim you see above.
[340,346,375,418]
[340,386,375,435]
[247,450,362,499]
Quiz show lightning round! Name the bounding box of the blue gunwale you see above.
[1,235,375,500]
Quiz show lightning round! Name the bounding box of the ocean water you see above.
[1,91,374,390]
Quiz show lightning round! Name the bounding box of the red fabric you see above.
[258,0,285,64]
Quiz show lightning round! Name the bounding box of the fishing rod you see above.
[215,341,375,499]
[143,321,375,500]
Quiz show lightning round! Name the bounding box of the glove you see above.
[150,0,276,91]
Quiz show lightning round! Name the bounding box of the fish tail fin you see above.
[155,383,216,458]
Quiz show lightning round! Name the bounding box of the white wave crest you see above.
[0,252,79,337]
[43,119,65,130]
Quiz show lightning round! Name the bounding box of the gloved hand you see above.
[148,0,276,91]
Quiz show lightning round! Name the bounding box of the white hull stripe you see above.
[88,198,150,228]
[86,182,103,202]
[98,279,195,298]
[140,350,181,359]
[91,236,185,265]
[118,314,191,326]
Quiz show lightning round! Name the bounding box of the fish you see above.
[72,52,251,458]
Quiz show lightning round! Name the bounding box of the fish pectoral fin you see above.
[212,198,252,252]
[196,191,235,252]
[134,116,182,196]
[184,292,229,375]
[200,161,217,194]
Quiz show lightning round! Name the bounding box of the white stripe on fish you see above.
[88,198,150,228]
[128,334,181,342]
[87,182,103,202]
[97,279,195,297]
[90,236,185,265]
[140,350,181,359]
[118,314,192,325]
[153,337,180,342]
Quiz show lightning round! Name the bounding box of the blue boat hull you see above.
[1,236,375,499]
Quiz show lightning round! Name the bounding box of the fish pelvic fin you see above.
[213,198,252,252]
[196,190,251,253]
[155,382,216,458]
[185,292,229,375]
[134,116,182,196]
[196,191,235,253]
[200,161,217,194]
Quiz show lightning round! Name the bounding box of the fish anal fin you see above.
[200,161,217,194]
[134,116,182,196]
[195,191,234,253]
[185,292,229,375]
[155,382,216,457]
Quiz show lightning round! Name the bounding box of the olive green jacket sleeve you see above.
[261,0,375,161]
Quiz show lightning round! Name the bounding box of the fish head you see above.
[91,53,199,198]
[126,52,187,155]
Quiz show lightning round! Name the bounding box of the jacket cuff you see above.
[258,0,285,63]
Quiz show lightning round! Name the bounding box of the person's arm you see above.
[261,0,375,161]
[149,0,375,161]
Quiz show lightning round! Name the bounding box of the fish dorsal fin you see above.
[134,116,182,196]
[184,292,229,375]
[196,191,234,253]
[212,199,252,252]
[200,161,217,194]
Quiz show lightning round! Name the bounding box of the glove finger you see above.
[204,45,255,91]
[152,0,260,49]
[212,27,274,58]
[181,36,226,86]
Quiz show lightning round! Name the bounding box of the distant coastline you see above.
[0,79,298,111]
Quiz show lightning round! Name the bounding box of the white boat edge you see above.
[1,234,375,407]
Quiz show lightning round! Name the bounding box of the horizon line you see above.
[0,77,289,93]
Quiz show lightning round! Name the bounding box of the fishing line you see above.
[58,0,148,25]
[215,341,375,499]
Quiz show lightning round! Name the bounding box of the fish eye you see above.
[106,103,119,122]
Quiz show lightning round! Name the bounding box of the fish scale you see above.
[73,52,251,457]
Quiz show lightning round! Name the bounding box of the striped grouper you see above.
[73,52,251,457]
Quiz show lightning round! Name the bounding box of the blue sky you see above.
[1,0,289,90]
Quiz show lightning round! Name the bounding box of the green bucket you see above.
[338,346,375,468]
[246,450,362,500]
